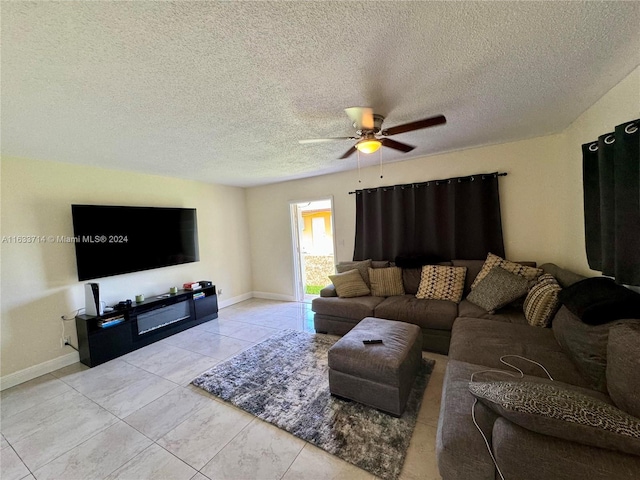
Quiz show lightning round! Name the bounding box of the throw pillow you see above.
[557,277,640,325]
[368,267,405,297]
[466,266,529,313]
[328,269,370,298]
[607,323,640,419]
[471,253,542,290]
[524,274,562,327]
[416,265,467,303]
[469,381,640,456]
[336,260,373,287]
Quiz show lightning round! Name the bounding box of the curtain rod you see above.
[348,172,507,195]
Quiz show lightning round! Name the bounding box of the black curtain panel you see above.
[353,173,505,261]
[583,119,640,286]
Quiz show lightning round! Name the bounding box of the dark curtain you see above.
[353,173,505,261]
[583,119,640,286]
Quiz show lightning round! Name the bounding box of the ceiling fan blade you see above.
[299,137,355,144]
[382,115,446,136]
[339,145,357,159]
[381,138,415,153]
[345,107,374,130]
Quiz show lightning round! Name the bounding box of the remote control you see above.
[363,339,383,345]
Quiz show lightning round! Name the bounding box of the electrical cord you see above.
[470,355,555,480]
[60,309,83,351]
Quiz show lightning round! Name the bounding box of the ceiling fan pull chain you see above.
[379,149,384,179]
[357,150,362,183]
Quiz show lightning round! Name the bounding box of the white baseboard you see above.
[252,291,296,302]
[0,351,80,391]
[218,292,254,309]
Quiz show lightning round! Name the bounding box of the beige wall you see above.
[246,66,640,297]
[1,157,253,377]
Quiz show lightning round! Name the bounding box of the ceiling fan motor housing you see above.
[354,114,385,136]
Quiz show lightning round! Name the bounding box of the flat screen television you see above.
[71,205,199,281]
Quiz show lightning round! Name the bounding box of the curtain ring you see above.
[625,123,638,134]
[471,176,475,181]
[425,182,429,187]
[588,143,598,152]
[457,178,462,183]
[604,134,615,145]
[447,179,451,184]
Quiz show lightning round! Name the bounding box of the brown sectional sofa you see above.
[313,260,640,479]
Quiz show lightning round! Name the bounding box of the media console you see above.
[75,285,218,367]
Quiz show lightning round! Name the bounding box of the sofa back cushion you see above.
[402,267,422,295]
[552,306,640,393]
[336,260,372,287]
[540,263,585,288]
[451,260,486,295]
[607,323,640,419]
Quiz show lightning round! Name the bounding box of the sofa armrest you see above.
[320,285,338,297]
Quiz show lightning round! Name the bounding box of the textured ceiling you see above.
[2,2,639,187]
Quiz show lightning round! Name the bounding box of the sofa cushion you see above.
[558,277,640,325]
[416,265,467,303]
[450,317,591,387]
[540,263,586,288]
[311,295,385,321]
[457,300,527,324]
[374,295,458,331]
[466,266,529,313]
[524,274,562,327]
[451,260,486,295]
[552,306,640,393]
[436,360,611,480]
[402,267,422,295]
[469,381,640,456]
[492,417,640,480]
[607,323,640,419]
[471,253,542,290]
[329,269,370,298]
[336,259,372,287]
[368,266,404,297]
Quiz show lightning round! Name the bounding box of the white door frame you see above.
[289,196,336,302]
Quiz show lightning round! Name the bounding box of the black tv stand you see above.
[75,285,218,367]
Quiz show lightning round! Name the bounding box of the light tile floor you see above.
[0,299,446,480]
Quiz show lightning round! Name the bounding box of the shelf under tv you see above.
[75,285,218,367]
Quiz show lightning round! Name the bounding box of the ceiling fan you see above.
[299,107,446,159]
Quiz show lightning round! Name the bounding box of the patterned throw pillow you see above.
[524,274,562,327]
[336,259,373,287]
[466,266,529,313]
[329,269,370,298]
[469,381,640,456]
[368,267,405,297]
[471,253,542,290]
[416,265,467,303]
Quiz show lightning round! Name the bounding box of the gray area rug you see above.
[192,329,435,480]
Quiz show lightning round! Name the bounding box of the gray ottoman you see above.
[327,317,422,416]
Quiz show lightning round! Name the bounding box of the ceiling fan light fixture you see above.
[355,139,382,154]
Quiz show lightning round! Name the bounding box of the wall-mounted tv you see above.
[71,205,199,281]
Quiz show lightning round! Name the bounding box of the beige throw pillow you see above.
[329,269,370,298]
[471,253,542,289]
[524,274,562,327]
[416,265,467,303]
[368,267,405,297]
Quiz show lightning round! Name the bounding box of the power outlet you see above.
[61,335,71,347]
[217,288,223,295]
